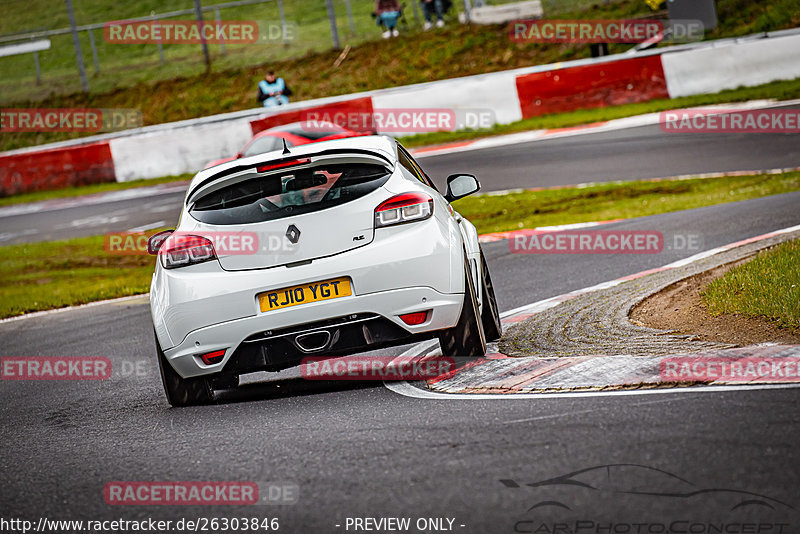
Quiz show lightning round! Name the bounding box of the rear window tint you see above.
[190,162,390,225]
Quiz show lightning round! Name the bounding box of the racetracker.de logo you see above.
[510,230,663,254]
[301,356,455,381]
[104,20,259,44]
[660,109,800,133]
[300,108,494,133]
[1,357,112,380]
[104,231,262,256]
[103,482,258,505]
[510,19,666,43]
[1,108,142,132]
[661,357,800,383]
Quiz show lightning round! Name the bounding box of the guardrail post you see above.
[153,17,166,65]
[410,0,421,26]
[88,29,100,73]
[214,8,226,54]
[344,0,356,36]
[462,0,471,22]
[64,0,89,91]
[325,0,341,50]
[193,0,212,71]
[277,0,288,45]
[33,50,42,84]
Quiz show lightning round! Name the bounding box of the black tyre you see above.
[479,249,502,342]
[155,333,214,407]
[438,251,487,358]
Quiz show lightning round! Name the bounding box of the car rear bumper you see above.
[162,285,462,378]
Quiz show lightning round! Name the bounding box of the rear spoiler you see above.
[187,148,392,201]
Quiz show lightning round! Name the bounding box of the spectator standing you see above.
[257,71,290,107]
[374,0,402,38]
[421,0,447,29]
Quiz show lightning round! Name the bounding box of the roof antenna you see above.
[282,138,291,155]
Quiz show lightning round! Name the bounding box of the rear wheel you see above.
[479,249,502,342]
[439,252,487,358]
[155,333,214,407]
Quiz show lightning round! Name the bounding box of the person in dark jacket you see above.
[374,0,402,38]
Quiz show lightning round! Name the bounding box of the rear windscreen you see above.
[189,162,390,225]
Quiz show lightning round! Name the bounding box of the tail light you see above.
[198,349,226,365]
[375,192,433,228]
[159,234,217,269]
[399,311,429,326]
[257,158,310,173]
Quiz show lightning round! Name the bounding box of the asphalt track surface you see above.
[2,191,800,531]
[2,123,800,245]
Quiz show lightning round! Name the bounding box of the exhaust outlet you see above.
[294,330,331,353]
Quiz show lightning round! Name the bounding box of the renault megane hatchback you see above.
[149,135,501,406]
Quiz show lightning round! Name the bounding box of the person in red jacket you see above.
[374,0,402,38]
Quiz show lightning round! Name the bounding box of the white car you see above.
[148,135,501,406]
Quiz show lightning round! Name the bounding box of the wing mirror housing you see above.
[147,229,175,255]
[444,174,480,202]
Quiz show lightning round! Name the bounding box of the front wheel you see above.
[438,252,487,358]
[155,333,214,407]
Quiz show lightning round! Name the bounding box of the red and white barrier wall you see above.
[2,31,799,195]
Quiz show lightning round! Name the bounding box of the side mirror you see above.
[444,174,480,202]
[147,229,174,255]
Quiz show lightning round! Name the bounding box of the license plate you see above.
[258,277,352,312]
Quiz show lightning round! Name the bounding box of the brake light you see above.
[256,158,310,173]
[199,349,226,365]
[375,192,433,228]
[399,311,429,326]
[160,234,217,269]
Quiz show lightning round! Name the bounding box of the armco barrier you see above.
[2,30,798,195]
[661,32,800,98]
[108,118,253,182]
[0,141,115,196]
[515,55,668,118]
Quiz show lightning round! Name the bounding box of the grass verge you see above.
[0,235,155,318]
[703,239,800,328]
[0,174,191,207]
[452,171,800,234]
[3,170,800,318]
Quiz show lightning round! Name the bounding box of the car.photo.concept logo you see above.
[504,464,796,533]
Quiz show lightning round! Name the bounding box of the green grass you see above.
[452,171,800,234]
[0,174,191,206]
[0,0,629,105]
[703,239,800,328]
[0,235,156,318]
[3,171,799,318]
[399,78,800,148]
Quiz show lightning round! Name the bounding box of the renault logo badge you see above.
[286,224,301,244]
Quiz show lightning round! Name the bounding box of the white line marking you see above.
[501,397,677,423]
[385,379,800,400]
[127,221,166,233]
